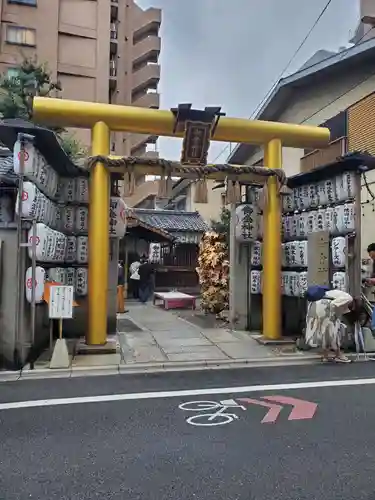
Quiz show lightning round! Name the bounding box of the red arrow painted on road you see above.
[238,398,283,423]
[262,396,317,421]
[238,396,317,423]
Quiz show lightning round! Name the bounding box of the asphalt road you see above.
[2,364,375,499]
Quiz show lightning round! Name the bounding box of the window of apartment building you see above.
[7,0,37,5]
[6,25,36,47]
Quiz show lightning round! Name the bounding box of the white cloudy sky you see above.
[137,0,360,162]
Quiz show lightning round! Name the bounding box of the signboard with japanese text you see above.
[48,285,74,319]
[235,204,259,242]
[180,121,212,166]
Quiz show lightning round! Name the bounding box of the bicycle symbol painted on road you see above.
[178,399,246,426]
[179,396,318,426]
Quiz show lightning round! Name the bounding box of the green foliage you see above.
[0,56,62,120]
[0,57,86,161]
[57,133,88,160]
[211,207,230,242]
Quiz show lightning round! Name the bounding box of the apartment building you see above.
[0,0,161,156]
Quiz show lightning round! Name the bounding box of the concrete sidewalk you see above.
[1,302,324,381]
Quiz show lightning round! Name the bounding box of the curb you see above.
[0,352,369,382]
[0,353,322,382]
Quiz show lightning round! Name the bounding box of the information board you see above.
[48,285,74,319]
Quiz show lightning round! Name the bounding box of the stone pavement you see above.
[116,301,312,368]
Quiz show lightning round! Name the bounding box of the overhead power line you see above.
[211,0,334,163]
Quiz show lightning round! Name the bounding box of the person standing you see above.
[138,258,155,303]
[129,258,141,299]
[365,243,375,285]
[364,243,375,329]
[117,261,125,313]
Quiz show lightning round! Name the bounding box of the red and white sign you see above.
[29,235,40,246]
[18,150,29,162]
[26,278,37,289]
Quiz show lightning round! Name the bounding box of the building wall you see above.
[242,62,375,258]
[188,180,225,224]
[246,62,375,174]
[0,0,161,155]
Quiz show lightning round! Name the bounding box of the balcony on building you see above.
[111,0,119,21]
[132,89,160,109]
[300,137,348,173]
[130,142,159,158]
[109,58,117,90]
[110,22,118,55]
[300,111,348,173]
[144,150,159,159]
[132,62,160,95]
[132,35,161,67]
[133,7,161,44]
[131,133,158,156]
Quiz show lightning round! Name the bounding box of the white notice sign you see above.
[49,285,74,319]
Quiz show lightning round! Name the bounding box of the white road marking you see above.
[1,377,375,411]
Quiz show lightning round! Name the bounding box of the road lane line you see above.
[1,376,375,411]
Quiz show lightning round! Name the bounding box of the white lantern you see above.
[61,206,75,234]
[13,140,37,179]
[250,270,261,294]
[75,206,89,234]
[332,272,347,292]
[331,236,346,267]
[76,267,88,296]
[34,151,49,194]
[342,203,355,233]
[25,266,46,304]
[75,177,89,204]
[16,181,38,219]
[77,236,88,263]
[296,241,308,267]
[109,197,127,238]
[54,231,67,262]
[27,223,49,261]
[250,241,262,266]
[324,207,335,233]
[65,267,76,287]
[149,243,161,263]
[65,236,77,263]
[61,178,75,203]
[298,272,308,297]
[289,272,300,296]
[47,267,67,284]
[298,212,308,238]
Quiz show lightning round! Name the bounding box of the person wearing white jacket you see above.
[305,289,354,363]
[129,259,141,299]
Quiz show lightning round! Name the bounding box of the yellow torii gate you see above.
[33,97,330,346]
